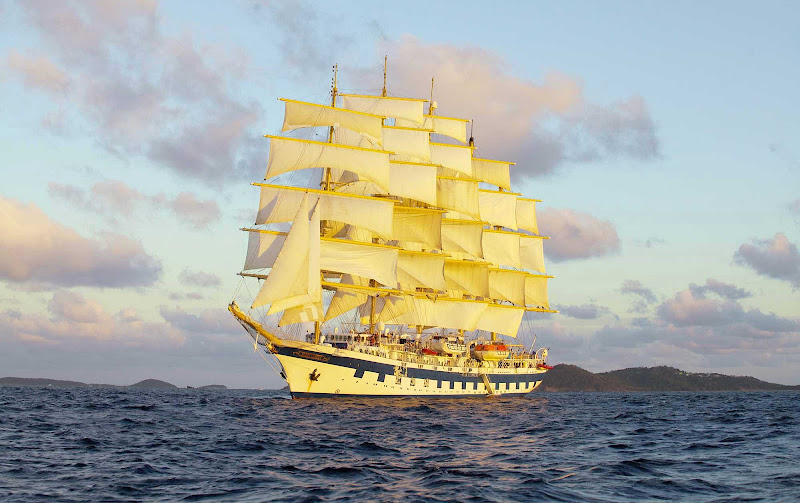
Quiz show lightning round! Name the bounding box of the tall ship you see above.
[229,61,556,397]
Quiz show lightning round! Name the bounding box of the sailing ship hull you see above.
[272,340,546,398]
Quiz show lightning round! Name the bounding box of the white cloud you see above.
[734,233,800,288]
[538,208,621,261]
[0,196,161,288]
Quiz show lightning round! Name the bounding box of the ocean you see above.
[1,387,797,502]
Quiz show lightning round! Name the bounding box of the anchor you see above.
[309,369,320,382]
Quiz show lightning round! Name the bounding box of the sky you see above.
[0,0,798,388]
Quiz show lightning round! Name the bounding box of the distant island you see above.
[0,377,226,390]
[2,366,797,392]
[539,365,800,392]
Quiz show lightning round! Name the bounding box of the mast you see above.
[382,55,388,97]
[368,57,388,333]
[315,64,338,344]
[428,78,436,115]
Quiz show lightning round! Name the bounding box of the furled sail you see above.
[252,195,320,313]
[279,98,383,145]
[264,136,391,192]
[340,94,426,124]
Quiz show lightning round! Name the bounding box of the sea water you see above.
[0,387,797,501]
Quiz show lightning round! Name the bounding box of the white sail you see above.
[520,236,546,274]
[256,184,394,238]
[332,161,438,206]
[323,274,369,321]
[382,296,487,331]
[265,136,391,191]
[252,196,321,313]
[332,126,377,149]
[340,94,425,124]
[392,207,442,249]
[443,259,490,297]
[516,198,539,234]
[482,230,522,269]
[243,229,284,270]
[320,238,398,287]
[488,268,527,305]
[383,126,431,162]
[437,177,480,219]
[472,158,512,190]
[478,190,518,230]
[280,98,383,145]
[525,274,550,309]
[441,218,484,258]
[475,304,525,337]
[279,301,324,326]
[430,143,474,177]
[397,251,446,290]
[396,115,469,144]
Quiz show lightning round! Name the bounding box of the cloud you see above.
[538,208,621,261]
[159,305,241,336]
[347,36,659,179]
[620,279,657,305]
[657,290,743,327]
[248,0,354,81]
[0,196,162,288]
[6,50,69,93]
[48,180,220,229]
[0,290,182,345]
[8,1,261,183]
[734,233,800,288]
[557,304,616,320]
[178,269,222,288]
[657,288,798,332]
[689,278,752,300]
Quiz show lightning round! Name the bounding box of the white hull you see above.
[272,340,545,398]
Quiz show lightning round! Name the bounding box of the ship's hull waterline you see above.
[274,340,546,398]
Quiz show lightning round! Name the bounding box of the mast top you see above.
[330,64,338,107]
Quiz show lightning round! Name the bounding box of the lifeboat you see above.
[421,348,438,356]
[537,363,554,370]
[472,343,510,362]
[429,335,466,355]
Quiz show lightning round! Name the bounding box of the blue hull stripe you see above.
[275,345,547,386]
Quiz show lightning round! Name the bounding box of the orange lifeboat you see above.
[472,343,510,362]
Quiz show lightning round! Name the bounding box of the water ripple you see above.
[0,388,798,501]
